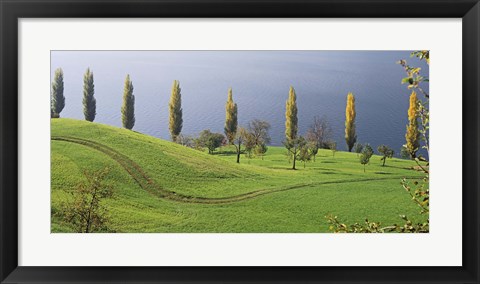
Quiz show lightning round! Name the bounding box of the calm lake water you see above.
[51,51,429,154]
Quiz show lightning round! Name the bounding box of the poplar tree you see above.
[285,86,298,141]
[82,68,96,122]
[51,68,65,118]
[224,88,244,163]
[224,88,238,144]
[169,80,183,142]
[121,75,135,130]
[405,91,420,158]
[345,92,357,152]
[284,86,300,170]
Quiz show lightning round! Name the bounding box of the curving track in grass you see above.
[52,136,416,204]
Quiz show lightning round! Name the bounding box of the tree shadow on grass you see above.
[269,167,304,171]
[212,150,238,156]
[374,171,392,175]
[316,167,340,172]
[381,164,415,171]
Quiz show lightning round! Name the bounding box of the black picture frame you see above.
[1,0,479,283]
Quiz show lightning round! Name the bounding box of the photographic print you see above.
[50,50,429,233]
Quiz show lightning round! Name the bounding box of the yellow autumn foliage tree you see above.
[344,92,357,152]
[224,88,238,144]
[405,91,419,158]
[284,86,302,170]
[285,86,298,142]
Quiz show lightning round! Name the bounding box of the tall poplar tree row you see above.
[82,68,96,122]
[169,80,183,142]
[121,75,135,130]
[344,92,357,152]
[405,91,419,158]
[51,68,65,118]
[284,86,300,170]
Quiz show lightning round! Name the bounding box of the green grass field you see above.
[51,118,427,233]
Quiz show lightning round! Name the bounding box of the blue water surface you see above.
[51,50,429,154]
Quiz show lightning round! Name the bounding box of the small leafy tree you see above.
[121,75,135,130]
[233,127,249,163]
[359,144,373,173]
[60,167,114,233]
[196,130,225,154]
[169,80,183,142]
[284,137,306,170]
[298,142,312,168]
[243,132,256,159]
[328,141,337,157]
[254,143,268,160]
[305,133,319,161]
[51,68,65,118]
[377,145,394,166]
[353,143,364,157]
[306,115,333,161]
[248,119,271,146]
[344,92,357,152]
[176,134,194,148]
[307,141,319,162]
[245,119,271,160]
[82,68,96,122]
[400,145,410,159]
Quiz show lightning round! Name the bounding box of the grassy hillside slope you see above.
[51,119,427,232]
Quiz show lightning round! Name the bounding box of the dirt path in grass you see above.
[52,136,419,204]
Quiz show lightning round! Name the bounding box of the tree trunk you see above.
[292,155,296,170]
[364,164,366,173]
[382,158,386,166]
[236,141,241,163]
